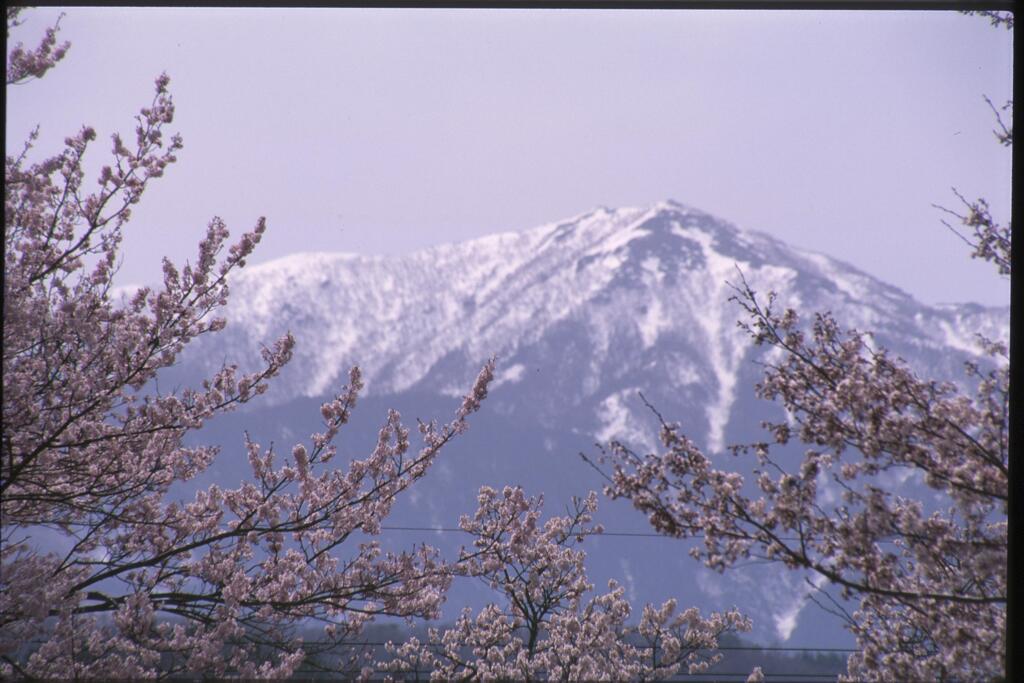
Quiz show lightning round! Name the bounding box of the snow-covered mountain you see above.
[187,199,1005,449]
[176,200,1007,646]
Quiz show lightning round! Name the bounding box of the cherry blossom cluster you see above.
[935,187,1011,276]
[962,9,1014,30]
[381,486,751,681]
[6,8,70,85]
[3,11,496,678]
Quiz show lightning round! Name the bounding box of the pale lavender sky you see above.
[6,8,1013,306]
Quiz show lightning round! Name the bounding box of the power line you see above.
[382,525,669,537]
[296,673,844,682]
[379,525,763,539]
[292,671,843,679]
[380,524,904,544]
[297,640,855,653]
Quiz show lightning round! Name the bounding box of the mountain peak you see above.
[183,200,1005,410]
[653,197,699,214]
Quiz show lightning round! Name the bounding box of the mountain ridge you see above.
[183,199,1007,451]
[172,200,1007,645]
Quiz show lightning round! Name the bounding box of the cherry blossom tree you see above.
[382,486,751,681]
[590,16,1011,680]
[3,9,495,678]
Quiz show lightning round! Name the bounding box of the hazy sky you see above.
[6,8,1013,306]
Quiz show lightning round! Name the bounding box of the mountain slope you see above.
[186,199,1006,453]
[174,200,1007,645]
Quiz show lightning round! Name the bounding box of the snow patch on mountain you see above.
[595,389,655,452]
[773,572,832,642]
[933,305,1009,355]
[672,224,752,453]
[796,250,875,302]
[636,297,669,349]
[493,363,526,388]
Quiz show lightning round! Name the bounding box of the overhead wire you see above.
[379,524,904,543]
